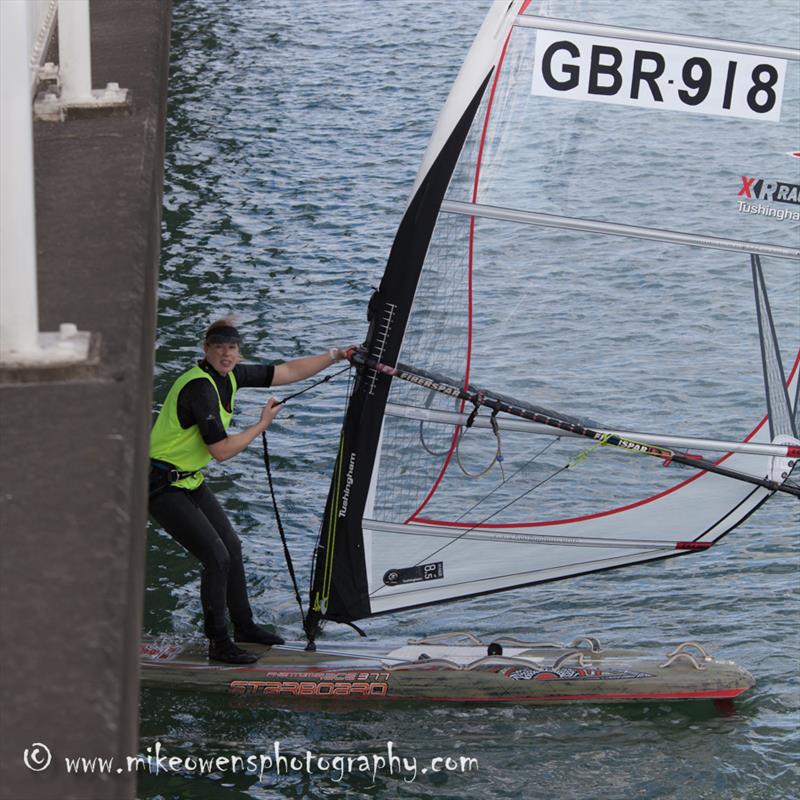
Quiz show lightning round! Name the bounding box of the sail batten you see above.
[365,518,693,550]
[441,200,800,259]
[515,14,800,60]
[385,401,800,457]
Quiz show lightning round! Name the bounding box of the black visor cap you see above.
[205,326,241,345]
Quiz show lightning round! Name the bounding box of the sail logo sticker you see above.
[398,369,462,398]
[531,30,787,121]
[338,453,357,518]
[383,562,444,586]
[737,175,800,222]
[738,176,799,204]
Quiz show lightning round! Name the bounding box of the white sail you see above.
[309,0,800,627]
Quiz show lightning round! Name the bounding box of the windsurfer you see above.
[149,319,351,664]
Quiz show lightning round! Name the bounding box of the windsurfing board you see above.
[140,635,754,704]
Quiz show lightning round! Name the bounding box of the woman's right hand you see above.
[260,397,283,428]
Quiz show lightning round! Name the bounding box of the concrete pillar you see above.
[0,1,41,358]
[58,0,94,103]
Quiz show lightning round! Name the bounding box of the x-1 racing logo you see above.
[738,176,799,205]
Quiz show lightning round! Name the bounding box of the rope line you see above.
[258,363,353,634]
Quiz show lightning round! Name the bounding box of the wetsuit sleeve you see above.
[233,363,274,388]
[177,379,228,445]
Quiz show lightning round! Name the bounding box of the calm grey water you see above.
[140,2,800,798]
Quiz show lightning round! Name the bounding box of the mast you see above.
[306,1,529,642]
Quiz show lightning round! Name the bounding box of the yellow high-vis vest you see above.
[149,365,237,490]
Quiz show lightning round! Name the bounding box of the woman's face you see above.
[204,342,240,375]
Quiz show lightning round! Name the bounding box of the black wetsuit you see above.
[149,360,274,641]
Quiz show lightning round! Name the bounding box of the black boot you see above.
[208,637,259,664]
[233,623,285,646]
